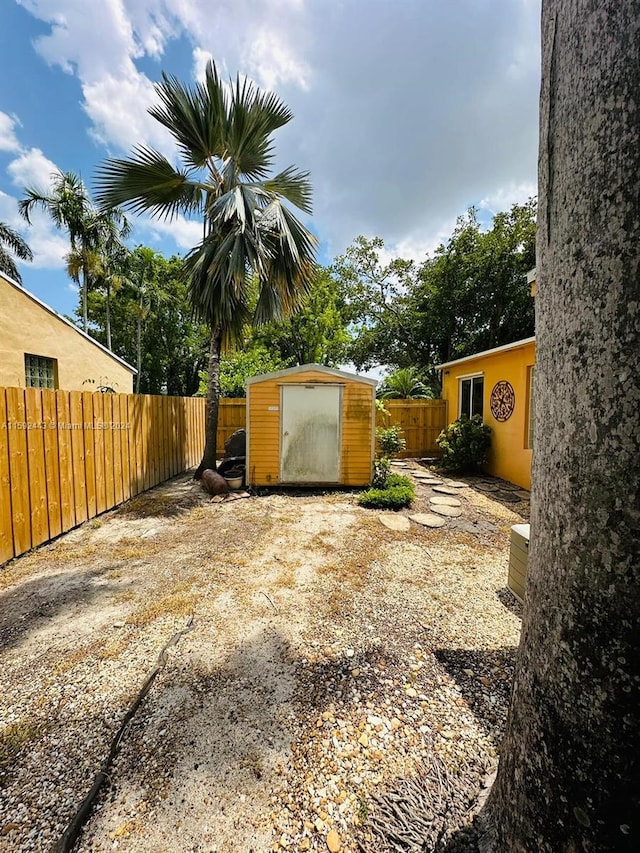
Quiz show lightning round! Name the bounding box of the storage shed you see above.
[246,364,377,488]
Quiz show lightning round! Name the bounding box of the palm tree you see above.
[94,59,317,476]
[0,220,33,284]
[19,171,128,334]
[67,211,131,349]
[378,367,433,399]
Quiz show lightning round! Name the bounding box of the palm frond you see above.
[150,69,226,170]
[94,148,203,219]
[0,247,22,284]
[263,167,313,215]
[0,222,33,261]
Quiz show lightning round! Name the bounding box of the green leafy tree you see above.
[331,236,423,371]
[95,60,317,476]
[332,202,536,378]
[0,220,33,284]
[414,200,536,365]
[198,345,288,398]
[253,266,352,366]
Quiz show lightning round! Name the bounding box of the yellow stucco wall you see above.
[0,274,135,393]
[246,368,376,487]
[441,340,536,489]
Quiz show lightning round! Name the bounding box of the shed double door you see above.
[280,384,342,483]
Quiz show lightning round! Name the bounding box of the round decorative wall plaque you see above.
[490,380,515,421]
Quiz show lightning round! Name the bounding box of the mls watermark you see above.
[1,421,131,430]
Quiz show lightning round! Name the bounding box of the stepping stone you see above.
[378,513,411,532]
[430,504,463,518]
[475,482,500,492]
[430,495,462,507]
[515,490,531,500]
[442,480,467,489]
[432,486,461,496]
[409,513,446,528]
[493,490,521,503]
[496,482,520,491]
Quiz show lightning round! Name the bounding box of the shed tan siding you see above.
[0,273,134,392]
[247,369,375,487]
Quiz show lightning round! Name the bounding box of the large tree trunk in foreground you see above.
[194,325,223,479]
[481,2,639,851]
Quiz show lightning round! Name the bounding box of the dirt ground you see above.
[0,467,527,853]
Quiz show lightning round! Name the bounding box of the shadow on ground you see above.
[433,647,516,740]
[0,565,120,652]
[496,585,524,618]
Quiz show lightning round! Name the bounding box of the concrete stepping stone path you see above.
[430,495,462,507]
[432,486,461,496]
[378,513,411,532]
[442,480,467,489]
[430,504,463,518]
[409,513,446,528]
[475,482,500,492]
[493,490,521,503]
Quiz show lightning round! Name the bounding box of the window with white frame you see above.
[459,374,484,418]
[24,354,57,389]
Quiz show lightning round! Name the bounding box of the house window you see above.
[526,365,535,448]
[459,375,484,418]
[24,354,57,389]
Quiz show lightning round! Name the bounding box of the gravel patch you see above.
[0,470,526,853]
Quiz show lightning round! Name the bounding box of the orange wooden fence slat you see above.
[120,395,131,502]
[93,393,106,514]
[0,389,15,563]
[111,395,124,507]
[82,391,97,519]
[69,391,88,525]
[25,388,50,548]
[6,387,31,554]
[56,391,75,532]
[103,394,116,509]
[42,390,62,540]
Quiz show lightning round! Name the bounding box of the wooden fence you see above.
[377,399,448,458]
[216,398,246,455]
[0,388,206,565]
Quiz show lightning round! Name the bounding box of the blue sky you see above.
[0,0,540,324]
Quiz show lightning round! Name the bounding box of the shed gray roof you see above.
[246,363,377,386]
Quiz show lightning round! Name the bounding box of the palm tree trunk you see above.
[106,280,112,351]
[135,311,142,394]
[194,325,223,479]
[82,266,88,333]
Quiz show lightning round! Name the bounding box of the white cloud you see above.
[7,148,60,190]
[192,47,214,82]
[14,0,541,266]
[141,213,203,251]
[0,112,23,153]
[479,182,538,216]
[82,71,175,155]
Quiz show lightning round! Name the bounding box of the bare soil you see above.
[0,469,528,853]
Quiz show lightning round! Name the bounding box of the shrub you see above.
[358,475,415,509]
[372,457,392,488]
[376,425,406,457]
[436,414,492,472]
